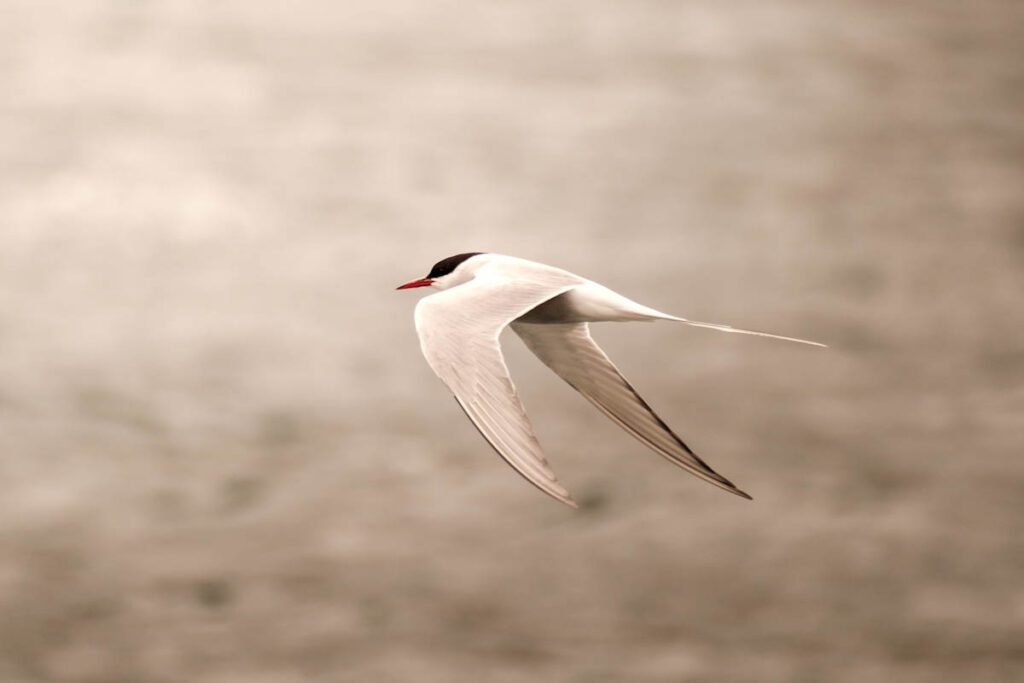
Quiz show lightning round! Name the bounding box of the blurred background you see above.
[1,1,1022,681]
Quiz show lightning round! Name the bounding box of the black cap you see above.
[427,252,484,279]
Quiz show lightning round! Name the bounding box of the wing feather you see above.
[414,264,580,507]
[512,321,751,499]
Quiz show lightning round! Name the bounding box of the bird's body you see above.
[518,280,670,323]
[398,253,823,508]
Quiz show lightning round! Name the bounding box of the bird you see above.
[397,252,824,508]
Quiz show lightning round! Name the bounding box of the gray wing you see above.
[415,271,580,507]
[511,321,751,499]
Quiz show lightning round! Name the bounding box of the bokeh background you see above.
[2,1,1022,681]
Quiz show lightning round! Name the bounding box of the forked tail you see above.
[668,315,827,347]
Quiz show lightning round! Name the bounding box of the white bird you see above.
[397,253,825,508]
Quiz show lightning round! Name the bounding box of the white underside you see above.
[515,281,673,324]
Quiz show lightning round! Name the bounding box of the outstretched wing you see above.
[512,321,751,499]
[414,268,580,507]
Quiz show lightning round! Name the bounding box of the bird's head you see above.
[396,252,486,292]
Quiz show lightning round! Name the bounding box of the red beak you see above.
[396,278,434,290]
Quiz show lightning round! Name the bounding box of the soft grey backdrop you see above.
[1,1,1022,681]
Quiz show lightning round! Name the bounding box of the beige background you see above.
[1,1,1022,681]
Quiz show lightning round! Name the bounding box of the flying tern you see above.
[397,253,824,508]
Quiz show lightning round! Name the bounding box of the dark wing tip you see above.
[713,473,753,500]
